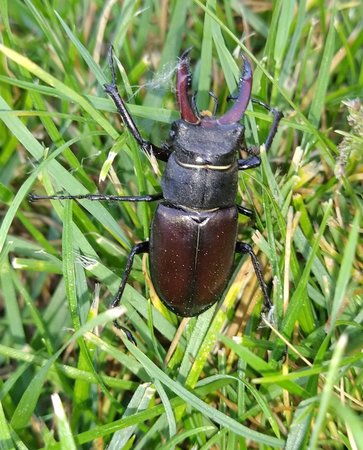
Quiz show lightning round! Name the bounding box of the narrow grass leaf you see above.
[23,0,63,57]
[11,270,54,354]
[274,0,294,68]
[307,6,336,129]
[198,374,281,438]
[55,12,107,85]
[163,426,216,450]
[143,0,189,108]
[0,44,116,137]
[51,394,77,450]
[0,259,25,343]
[0,96,130,245]
[329,396,363,450]
[108,384,155,450]
[280,0,307,85]
[9,308,122,429]
[154,379,177,438]
[0,343,138,392]
[197,0,214,110]
[0,401,13,449]
[122,339,285,447]
[252,353,361,385]
[220,335,306,397]
[280,201,333,339]
[309,334,347,449]
[212,36,239,94]
[62,200,80,329]
[327,211,360,332]
[285,399,315,450]
[178,307,216,386]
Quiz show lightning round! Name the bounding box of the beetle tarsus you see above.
[112,321,137,345]
[238,155,261,170]
[235,241,272,311]
[237,205,254,218]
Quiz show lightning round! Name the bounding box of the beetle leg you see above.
[235,242,272,312]
[228,94,283,153]
[251,99,283,151]
[29,192,163,203]
[237,205,254,218]
[111,241,150,343]
[238,155,261,170]
[104,47,170,162]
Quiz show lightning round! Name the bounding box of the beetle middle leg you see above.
[235,241,272,312]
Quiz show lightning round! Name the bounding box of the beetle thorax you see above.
[169,120,244,167]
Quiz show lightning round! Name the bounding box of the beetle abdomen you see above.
[149,203,238,316]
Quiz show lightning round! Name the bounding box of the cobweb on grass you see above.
[128,60,179,100]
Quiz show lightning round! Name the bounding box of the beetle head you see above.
[176,49,253,126]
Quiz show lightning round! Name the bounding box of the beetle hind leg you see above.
[235,241,272,312]
[111,240,149,343]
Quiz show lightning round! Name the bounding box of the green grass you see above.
[0,0,362,448]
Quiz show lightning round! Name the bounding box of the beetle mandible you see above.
[31,48,283,342]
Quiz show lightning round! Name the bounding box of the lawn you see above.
[0,1,362,449]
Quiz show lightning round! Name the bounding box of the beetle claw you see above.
[218,54,252,125]
[113,319,137,345]
[176,48,200,124]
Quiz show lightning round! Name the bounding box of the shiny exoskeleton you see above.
[31,48,283,342]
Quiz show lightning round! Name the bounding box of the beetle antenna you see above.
[208,91,219,116]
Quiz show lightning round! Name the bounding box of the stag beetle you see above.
[31,48,283,342]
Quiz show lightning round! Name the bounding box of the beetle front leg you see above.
[237,99,283,166]
[29,192,163,203]
[104,47,170,162]
[237,103,283,169]
[111,241,149,344]
[235,241,272,312]
[250,99,283,151]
